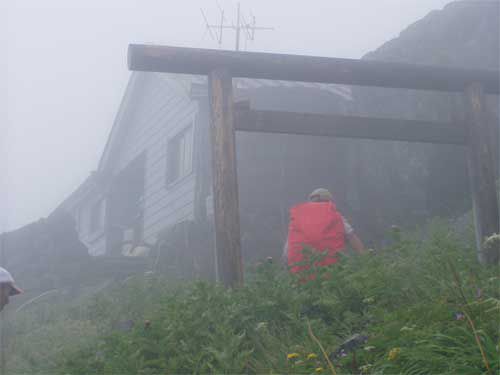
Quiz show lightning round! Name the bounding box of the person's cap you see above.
[309,188,333,202]
[0,267,22,296]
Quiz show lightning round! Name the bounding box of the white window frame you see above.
[166,120,195,187]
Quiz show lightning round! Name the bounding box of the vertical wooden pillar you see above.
[208,69,243,287]
[0,234,4,375]
[464,82,499,265]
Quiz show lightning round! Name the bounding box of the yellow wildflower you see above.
[287,353,300,360]
[315,367,324,373]
[307,353,318,360]
[388,347,401,361]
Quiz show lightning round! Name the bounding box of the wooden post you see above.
[208,69,243,287]
[0,233,5,375]
[464,82,499,265]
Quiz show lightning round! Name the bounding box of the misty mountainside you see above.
[0,211,90,291]
[0,211,149,306]
[348,0,499,241]
[2,1,497,280]
[365,1,499,69]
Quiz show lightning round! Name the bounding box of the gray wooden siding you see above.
[57,73,354,257]
[113,73,199,246]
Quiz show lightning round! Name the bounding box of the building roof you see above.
[158,73,353,101]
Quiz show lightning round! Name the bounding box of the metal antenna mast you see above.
[201,2,274,51]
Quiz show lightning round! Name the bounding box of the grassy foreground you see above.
[5,224,500,374]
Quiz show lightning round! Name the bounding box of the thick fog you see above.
[3,0,452,232]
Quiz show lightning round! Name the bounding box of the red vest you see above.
[288,201,346,273]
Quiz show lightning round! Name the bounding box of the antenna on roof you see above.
[200,8,218,43]
[200,2,274,51]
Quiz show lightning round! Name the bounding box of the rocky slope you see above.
[350,0,499,242]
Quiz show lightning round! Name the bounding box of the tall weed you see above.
[5,224,499,374]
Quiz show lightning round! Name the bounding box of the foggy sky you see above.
[3,0,452,232]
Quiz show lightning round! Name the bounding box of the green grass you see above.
[4,223,500,374]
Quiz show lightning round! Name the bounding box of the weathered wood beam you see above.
[464,83,500,265]
[208,70,243,287]
[128,44,500,94]
[234,108,467,145]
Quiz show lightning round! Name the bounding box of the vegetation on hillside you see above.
[4,223,499,374]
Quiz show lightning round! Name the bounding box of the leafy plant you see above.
[5,223,499,374]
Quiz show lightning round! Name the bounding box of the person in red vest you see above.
[285,188,365,273]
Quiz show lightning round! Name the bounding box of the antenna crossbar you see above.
[201,2,274,51]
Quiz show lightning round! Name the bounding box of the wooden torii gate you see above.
[128,44,499,287]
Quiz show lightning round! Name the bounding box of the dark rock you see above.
[114,319,135,332]
[330,334,369,360]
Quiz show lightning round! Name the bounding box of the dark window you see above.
[166,125,194,185]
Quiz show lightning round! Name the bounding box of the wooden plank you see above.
[208,69,243,287]
[0,233,5,375]
[234,108,468,145]
[465,83,500,265]
[128,44,500,94]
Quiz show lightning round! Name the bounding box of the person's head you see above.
[0,267,22,312]
[309,188,333,203]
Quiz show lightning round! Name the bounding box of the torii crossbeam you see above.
[128,44,500,286]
